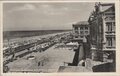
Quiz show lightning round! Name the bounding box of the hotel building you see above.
[72,21,89,42]
[88,3,115,61]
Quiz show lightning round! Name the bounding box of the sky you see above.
[3,2,95,31]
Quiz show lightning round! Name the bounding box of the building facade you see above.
[88,3,115,62]
[72,21,89,42]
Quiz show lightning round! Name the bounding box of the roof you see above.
[73,21,89,26]
[100,3,114,6]
[99,3,114,12]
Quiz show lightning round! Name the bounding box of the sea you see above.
[3,30,71,40]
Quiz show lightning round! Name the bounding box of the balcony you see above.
[105,31,115,36]
[106,46,115,48]
[105,17,115,21]
[103,48,116,52]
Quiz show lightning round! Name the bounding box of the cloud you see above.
[8,4,36,13]
[38,4,69,15]
[40,4,51,9]
[20,4,36,10]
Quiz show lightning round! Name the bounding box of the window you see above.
[106,22,115,32]
[106,37,112,46]
[75,31,79,34]
[106,22,112,32]
[80,31,84,35]
[85,31,88,34]
[74,27,78,30]
[75,36,78,38]
[85,27,88,30]
[106,37,115,47]
[80,27,83,30]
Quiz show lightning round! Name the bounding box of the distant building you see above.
[72,21,89,42]
[88,3,115,62]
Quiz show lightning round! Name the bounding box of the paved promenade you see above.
[7,44,75,73]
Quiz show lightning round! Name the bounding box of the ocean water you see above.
[3,30,71,40]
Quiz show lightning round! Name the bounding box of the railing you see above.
[106,46,115,49]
